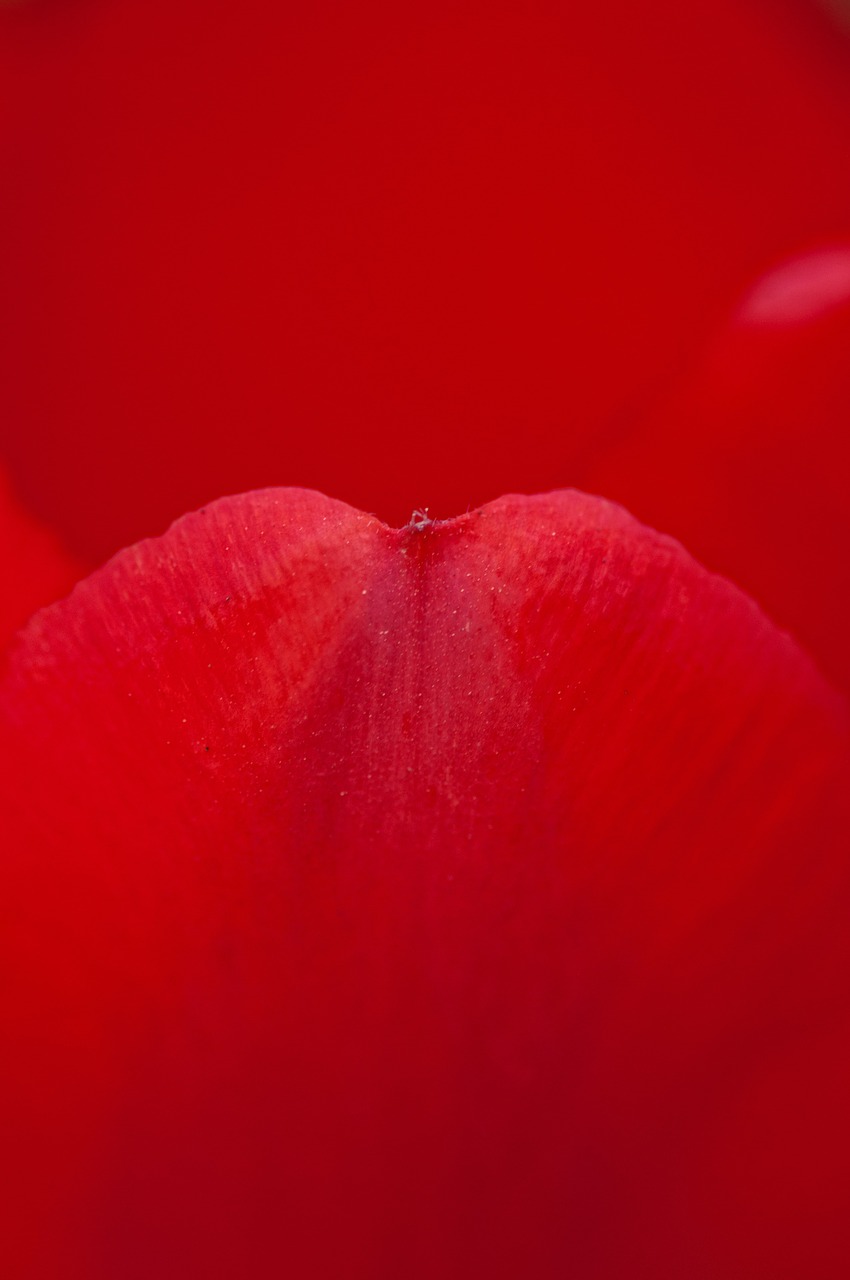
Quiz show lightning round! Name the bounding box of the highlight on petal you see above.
[735,245,850,327]
[2,488,848,1279]
[583,246,850,691]
[0,464,85,650]
[819,0,850,33]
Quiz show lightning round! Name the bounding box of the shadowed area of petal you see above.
[1,488,848,1279]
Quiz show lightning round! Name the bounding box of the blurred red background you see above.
[1,0,849,576]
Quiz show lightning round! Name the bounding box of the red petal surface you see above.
[2,488,848,1278]
[2,1,850,559]
[0,465,85,648]
[583,247,850,690]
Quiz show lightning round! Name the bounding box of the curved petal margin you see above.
[2,488,848,1279]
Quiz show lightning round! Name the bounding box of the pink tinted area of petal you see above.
[3,1,850,559]
[2,488,848,1278]
[0,465,85,648]
[583,247,850,691]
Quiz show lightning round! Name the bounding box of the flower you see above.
[2,3,850,1278]
[3,487,849,1278]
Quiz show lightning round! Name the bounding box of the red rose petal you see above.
[583,246,850,690]
[2,488,848,1278]
[0,465,85,649]
[3,1,850,559]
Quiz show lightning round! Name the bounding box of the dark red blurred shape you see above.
[0,464,84,646]
[585,246,850,690]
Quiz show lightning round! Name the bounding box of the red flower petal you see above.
[2,488,847,1278]
[3,1,850,559]
[582,247,850,690]
[0,465,85,649]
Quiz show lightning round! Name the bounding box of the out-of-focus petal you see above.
[3,488,847,1278]
[2,1,850,558]
[737,245,850,325]
[583,246,850,690]
[0,465,85,648]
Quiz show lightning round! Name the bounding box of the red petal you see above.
[583,246,850,690]
[0,465,84,649]
[2,488,847,1278]
[3,2,850,558]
